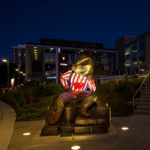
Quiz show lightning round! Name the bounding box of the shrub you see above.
[96,77,142,116]
[1,77,143,120]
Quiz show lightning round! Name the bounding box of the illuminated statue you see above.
[47,56,97,124]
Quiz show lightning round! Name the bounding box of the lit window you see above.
[124,48,131,56]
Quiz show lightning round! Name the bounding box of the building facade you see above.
[115,35,136,73]
[116,31,150,75]
[12,39,118,83]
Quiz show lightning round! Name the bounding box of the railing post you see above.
[133,96,135,113]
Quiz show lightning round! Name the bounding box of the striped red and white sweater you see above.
[60,70,96,94]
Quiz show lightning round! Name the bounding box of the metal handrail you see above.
[133,71,150,113]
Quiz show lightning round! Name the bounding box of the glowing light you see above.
[58,48,61,53]
[121,127,129,131]
[62,56,65,60]
[71,145,80,150]
[22,132,31,136]
[2,59,8,63]
[11,78,15,87]
[60,63,67,66]
[47,76,56,79]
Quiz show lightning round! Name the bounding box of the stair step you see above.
[134,110,150,115]
[135,102,150,106]
[141,93,150,96]
[142,87,150,89]
[142,89,150,91]
[135,99,150,103]
[140,96,150,99]
[133,81,150,115]
[136,106,150,110]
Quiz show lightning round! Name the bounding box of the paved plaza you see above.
[1,100,150,150]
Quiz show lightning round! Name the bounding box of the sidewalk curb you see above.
[0,101,16,150]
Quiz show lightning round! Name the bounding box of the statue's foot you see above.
[79,108,91,118]
[46,113,59,125]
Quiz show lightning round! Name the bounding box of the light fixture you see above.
[121,126,129,131]
[71,145,80,150]
[62,56,65,60]
[2,58,9,87]
[22,132,31,136]
[2,59,8,62]
[11,78,15,88]
[60,63,67,66]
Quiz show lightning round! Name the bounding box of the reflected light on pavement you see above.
[71,145,80,150]
[121,126,129,131]
[22,132,31,136]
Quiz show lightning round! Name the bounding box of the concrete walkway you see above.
[0,101,16,150]
[1,100,150,150]
[8,115,150,150]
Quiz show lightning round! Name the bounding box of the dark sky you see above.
[0,0,150,60]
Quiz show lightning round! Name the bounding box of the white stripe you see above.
[82,77,86,83]
[82,80,88,91]
[71,73,76,87]
[60,78,65,86]
[78,75,83,82]
[93,83,96,91]
[61,70,72,79]
[62,74,70,79]
[74,73,78,83]
[88,80,91,90]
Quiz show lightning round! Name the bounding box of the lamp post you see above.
[2,59,9,88]
[15,68,20,86]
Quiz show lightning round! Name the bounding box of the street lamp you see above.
[2,59,9,88]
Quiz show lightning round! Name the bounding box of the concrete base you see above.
[60,125,74,137]
[74,125,108,135]
[41,106,111,136]
[41,125,60,136]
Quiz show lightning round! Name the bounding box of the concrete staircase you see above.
[133,72,150,115]
[134,87,150,114]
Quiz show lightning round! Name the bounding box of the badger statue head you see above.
[71,56,94,79]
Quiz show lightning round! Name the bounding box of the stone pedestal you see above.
[64,106,74,125]
[74,117,109,135]
[41,125,60,136]
[60,125,74,137]
[74,126,91,134]
[41,106,111,136]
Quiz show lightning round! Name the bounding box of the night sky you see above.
[0,0,150,60]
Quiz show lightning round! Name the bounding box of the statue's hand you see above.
[66,88,72,92]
